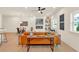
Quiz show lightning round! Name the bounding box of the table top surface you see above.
[27,35,54,38]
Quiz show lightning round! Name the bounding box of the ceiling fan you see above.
[37,7,46,14]
[31,7,46,14]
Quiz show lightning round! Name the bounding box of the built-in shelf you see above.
[45,17,51,31]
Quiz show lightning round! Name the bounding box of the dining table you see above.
[26,35,54,52]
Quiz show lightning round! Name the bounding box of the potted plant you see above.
[76,22,79,31]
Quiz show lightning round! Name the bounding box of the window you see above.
[60,14,64,30]
[71,11,79,33]
[36,18,43,29]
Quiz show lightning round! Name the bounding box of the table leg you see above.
[27,45,30,52]
[0,33,2,45]
[4,33,7,42]
[50,38,54,52]
[27,38,30,52]
[50,43,54,52]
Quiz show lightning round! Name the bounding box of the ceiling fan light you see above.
[40,11,43,14]
[38,11,40,13]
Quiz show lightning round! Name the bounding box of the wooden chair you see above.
[0,28,7,45]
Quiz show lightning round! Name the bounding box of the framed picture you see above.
[20,21,28,26]
[60,14,64,30]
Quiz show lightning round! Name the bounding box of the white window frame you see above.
[70,10,79,33]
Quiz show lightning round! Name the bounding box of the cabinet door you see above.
[30,38,50,44]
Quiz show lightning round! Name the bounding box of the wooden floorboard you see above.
[0,33,77,52]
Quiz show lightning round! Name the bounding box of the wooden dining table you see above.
[26,35,54,52]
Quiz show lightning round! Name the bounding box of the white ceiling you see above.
[0,7,62,17]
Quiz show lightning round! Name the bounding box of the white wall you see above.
[0,14,2,28]
[2,15,46,32]
[54,7,79,51]
[0,14,2,44]
[2,16,20,32]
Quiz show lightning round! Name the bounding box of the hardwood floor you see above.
[0,33,77,52]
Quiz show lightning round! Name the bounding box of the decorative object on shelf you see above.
[47,31,51,36]
[30,27,33,32]
[30,27,33,36]
[16,27,20,34]
[45,16,51,31]
[60,14,64,30]
[30,32,33,36]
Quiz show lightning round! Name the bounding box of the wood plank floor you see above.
[0,33,77,52]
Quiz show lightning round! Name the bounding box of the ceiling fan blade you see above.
[38,7,41,11]
[41,8,45,10]
[40,11,43,14]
